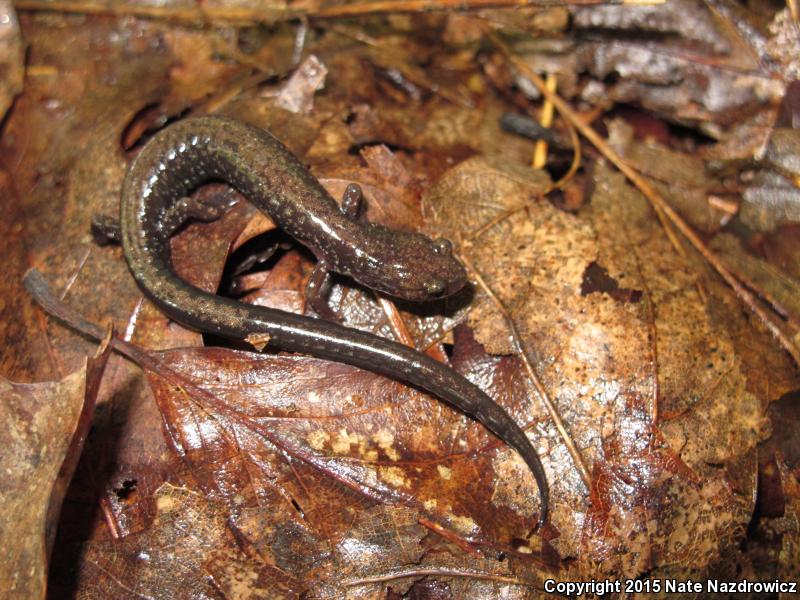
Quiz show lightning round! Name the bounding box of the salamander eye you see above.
[432,238,452,255]
[424,278,446,296]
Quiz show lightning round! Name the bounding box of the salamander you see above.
[120,115,549,528]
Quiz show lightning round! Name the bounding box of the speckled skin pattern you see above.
[121,116,548,527]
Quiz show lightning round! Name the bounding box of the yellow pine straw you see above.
[532,73,557,169]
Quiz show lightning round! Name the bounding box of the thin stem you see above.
[458,251,592,490]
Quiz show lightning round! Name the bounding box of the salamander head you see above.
[355,227,467,302]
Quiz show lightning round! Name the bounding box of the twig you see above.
[314,0,642,17]
[13,0,656,25]
[13,0,285,24]
[552,113,582,191]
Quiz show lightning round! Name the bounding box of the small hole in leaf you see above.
[115,479,138,501]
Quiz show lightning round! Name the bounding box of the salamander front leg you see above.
[305,183,364,320]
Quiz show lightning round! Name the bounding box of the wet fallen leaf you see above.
[606,118,733,233]
[710,233,800,327]
[424,156,780,580]
[145,342,544,540]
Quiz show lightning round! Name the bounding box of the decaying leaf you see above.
[606,119,733,233]
[146,345,544,541]
[59,484,302,599]
[742,128,800,232]
[710,233,800,327]
[571,1,786,131]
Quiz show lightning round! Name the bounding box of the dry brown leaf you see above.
[606,118,733,233]
[422,155,561,356]
[145,344,544,543]
[742,128,800,232]
[572,0,786,131]
[710,233,800,329]
[0,343,109,599]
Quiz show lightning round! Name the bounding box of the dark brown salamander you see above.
[120,115,549,528]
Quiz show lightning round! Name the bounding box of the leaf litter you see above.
[1,0,800,597]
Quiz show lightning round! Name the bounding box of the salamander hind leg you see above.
[162,188,240,235]
[341,183,363,220]
[305,260,339,321]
